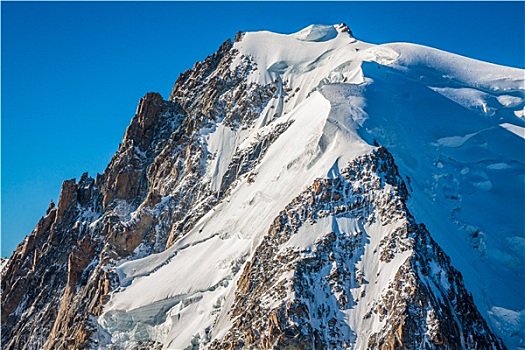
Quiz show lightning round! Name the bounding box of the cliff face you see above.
[1,91,179,349]
[2,24,523,349]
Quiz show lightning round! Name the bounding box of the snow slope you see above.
[97,24,524,349]
[349,46,525,348]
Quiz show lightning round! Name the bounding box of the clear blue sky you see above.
[2,1,524,257]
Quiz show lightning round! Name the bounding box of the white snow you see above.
[515,107,525,119]
[291,24,339,42]
[230,22,370,112]
[500,122,525,139]
[283,216,361,252]
[97,24,525,349]
[497,94,523,108]
[383,42,524,93]
[205,122,237,192]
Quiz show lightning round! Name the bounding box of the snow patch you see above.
[436,133,477,148]
[500,122,525,139]
[487,162,511,170]
[206,123,237,193]
[358,46,400,66]
[515,107,525,119]
[497,94,523,108]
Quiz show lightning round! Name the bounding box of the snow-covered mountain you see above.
[2,24,524,350]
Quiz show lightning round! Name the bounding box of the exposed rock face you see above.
[1,25,513,350]
[1,37,283,350]
[2,175,97,350]
[1,87,187,349]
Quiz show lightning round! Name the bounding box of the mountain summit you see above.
[2,24,524,350]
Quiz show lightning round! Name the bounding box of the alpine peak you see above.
[2,23,523,350]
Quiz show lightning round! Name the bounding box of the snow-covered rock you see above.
[2,24,523,350]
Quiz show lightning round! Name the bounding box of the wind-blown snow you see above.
[98,24,525,349]
[231,23,369,108]
[384,43,524,93]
